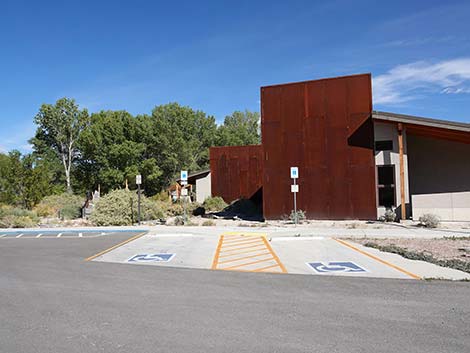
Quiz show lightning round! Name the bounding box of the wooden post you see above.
[398,123,406,220]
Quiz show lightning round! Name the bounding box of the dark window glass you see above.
[378,187,395,207]
[375,140,393,151]
[377,165,396,207]
[378,165,394,185]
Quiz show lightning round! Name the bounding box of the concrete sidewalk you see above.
[4,222,469,239]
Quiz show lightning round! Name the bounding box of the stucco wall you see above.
[407,135,470,221]
[196,173,211,204]
[374,122,409,218]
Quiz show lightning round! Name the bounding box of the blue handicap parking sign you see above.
[307,261,366,273]
[127,253,175,263]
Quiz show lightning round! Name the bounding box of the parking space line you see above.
[36,233,43,238]
[221,239,264,249]
[218,252,272,265]
[57,233,62,238]
[0,234,6,238]
[222,238,263,246]
[85,232,147,261]
[218,244,267,256]
[253,263,282,272]
[333,238,421,280]
[212,233,286,273]
[223,256,276,270]
[16,234,23,238]
[79,233,83,237]
[218,246,268,258]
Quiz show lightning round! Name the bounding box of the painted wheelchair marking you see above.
[127,253,176,263]
[307,261,367,273]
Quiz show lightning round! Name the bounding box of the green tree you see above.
[76,110,162,194]
[31,98,90,193]
[217,110,260,146]
[146,103,218,186]
[0,151,54,209]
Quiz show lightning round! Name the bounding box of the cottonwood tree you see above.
[217,110,260,146]
[32,98,89,193]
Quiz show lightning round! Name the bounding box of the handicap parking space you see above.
[91,233,218,269]
[88,231,470,281]
[269,237,413,279]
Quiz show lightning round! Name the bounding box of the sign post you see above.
[180,171,188,223]
[136,174,142,225]
[290,167,299,226]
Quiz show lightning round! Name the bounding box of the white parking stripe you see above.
[0,234,6,238]
[57,233,62,238]
[78,233,83,237]
[16,234,24,238]
[36,233,43,238]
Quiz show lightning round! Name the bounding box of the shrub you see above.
[150,190,170,202]
[35,193,84,219]
[90,189,164,226]
[203,196,227,212]
[202,220,215,226]
[290,209,306,223]
[379,209,396,222]
[0,205,39,228]
[173,216,185,226]
[419,213,440,228]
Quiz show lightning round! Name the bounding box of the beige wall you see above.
[196,173,211,204]
[407,135,470,221]
[374,122,409,218]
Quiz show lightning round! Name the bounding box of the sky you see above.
[1,0,470,153]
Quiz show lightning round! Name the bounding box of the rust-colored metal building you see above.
[209,145,263,203]
[261,74,376,219]
[209,73,470,221]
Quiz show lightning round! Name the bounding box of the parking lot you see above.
[1,227,469,353]
[90,230,470,280]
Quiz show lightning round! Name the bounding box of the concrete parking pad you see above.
[212,233,286,273]
[92,233,218,270]
[91,231,470,280]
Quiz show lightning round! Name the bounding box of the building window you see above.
[375,140,393,151]
[377,165,395,207]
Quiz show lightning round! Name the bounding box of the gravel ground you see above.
[353,237,470,273]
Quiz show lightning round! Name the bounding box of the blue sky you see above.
[1,0,470,152]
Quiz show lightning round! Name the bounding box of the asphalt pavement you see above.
[1,229,469,352]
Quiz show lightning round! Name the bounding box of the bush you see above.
[35,193,84,219]
[90,189,164,226]
[202,220,215,226]
[0,205,39,228]
[419,213,440,228]
[150,190,170,202]
[173,216,185,226]
[203,197,227,212]
[379,209,396,222]
[290,209,306,223]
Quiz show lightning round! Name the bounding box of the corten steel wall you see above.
[261,74,377,220]
[209,145,263,203]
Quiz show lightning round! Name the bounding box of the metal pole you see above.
[293,178,297,226]
[183,189,187,223]
[137,184,141,225]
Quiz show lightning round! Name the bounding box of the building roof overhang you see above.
[372,111,470,144]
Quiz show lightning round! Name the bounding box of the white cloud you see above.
[373,58,470,105]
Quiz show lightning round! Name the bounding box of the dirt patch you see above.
[352,237,470,273]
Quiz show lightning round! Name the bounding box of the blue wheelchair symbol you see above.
[308,261,366,273]
[128,253,175,263]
